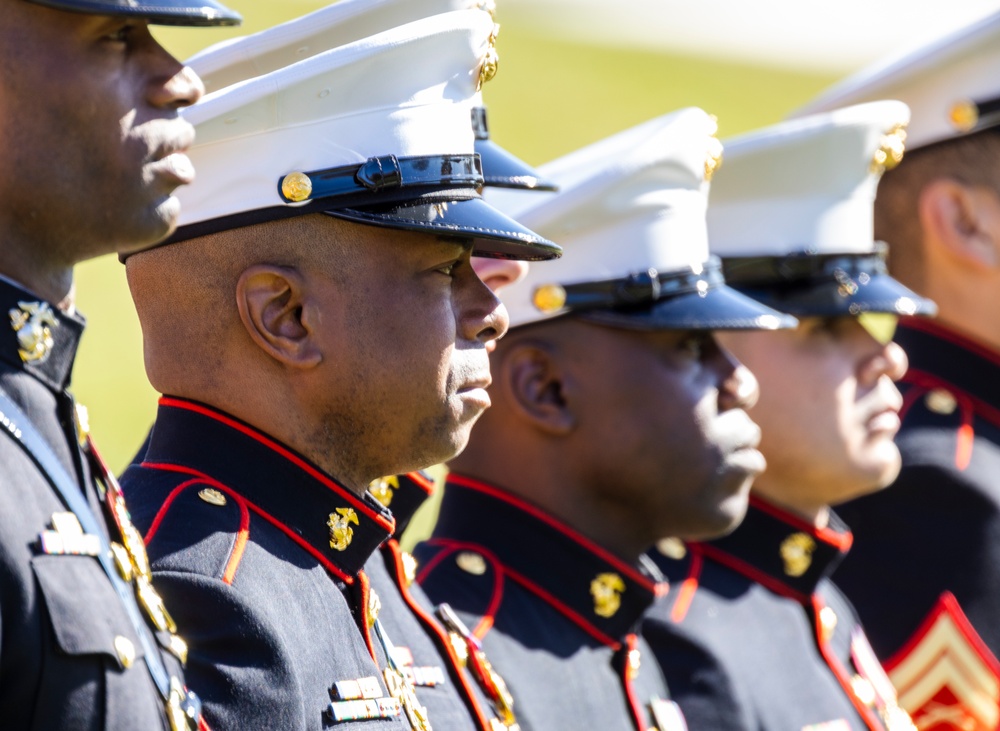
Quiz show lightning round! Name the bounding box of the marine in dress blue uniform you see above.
[414,109,795,731]
[794,14,1000,728]
[118,10,558,731]
[643,101,933,731]
[0,1,238,729]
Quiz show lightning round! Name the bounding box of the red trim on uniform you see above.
[749,495,853,552]
[405,471,435,494]
[385,540,494,731]
[670,550,703,624]
[222,496,250,585]
[621,634,648,731]
[416,539,503,639]
[903,369,1000,429]
[143,478,205,545]
[698,542,810,605]
[447,474,659,592]
[812,594,885,731]
[901,369,986,469]
[198,715,212,731]
[902,318,1000,370]
[158,397,394,533]
[141,462,355,584]
[357,570,378,662]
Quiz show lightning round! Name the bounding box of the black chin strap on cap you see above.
[277,154,485,205]
[534,257,727,316]
[720,245,890,289]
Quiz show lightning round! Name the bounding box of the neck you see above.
[916,263,1000,355]
[0,250,74,308]
[750,480,829,528]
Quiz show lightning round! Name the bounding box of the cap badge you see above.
[328,507,359,551]
[280,171,313,203]
[949,99,979,133]
[9,300,58,364]
[705,115,724,181]
[870,123,907,174]
[477,23,500,90]
[369,476,399,508]
[590,572,626,618]
[780,532,816,577]
[532,283,567,313]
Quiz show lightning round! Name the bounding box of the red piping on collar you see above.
[902,318,1000,370]
[404,471,435,494]
[749,495,853,552]
[669,549,703,624]
[447,474,660,593]
[417,539,504,639]
[385,540,495,731]
[142,462,355,584]
[158,397,394,533]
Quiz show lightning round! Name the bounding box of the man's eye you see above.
[437,261,459,276]
[678,333,707,358]
[105,24,135,43]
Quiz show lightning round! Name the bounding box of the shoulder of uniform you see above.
[412,538,503,636]
[121,464,250,582]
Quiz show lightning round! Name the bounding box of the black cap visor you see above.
[26,0,242,25]
[476,138,558,192]
[722,250,937,318]
[325,196,561,262]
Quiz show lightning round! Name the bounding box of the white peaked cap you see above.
[709,100,910,258]
[184,0,555,191]
[163,10,559,261]
[492,108,795,331]
[793,11,1000,150]
[709,101,936,319]
[187,0,495,93]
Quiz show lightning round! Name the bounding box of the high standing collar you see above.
[896,318,1000,415]
[433,474,666,645]
[693,496,853,604]
[0,277,84,393]
[143,397,394,580]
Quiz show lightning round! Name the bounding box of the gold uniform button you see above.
[401,551,418,587]
[198,488,227,506]
[456,552,487,576]
[925,388,958,415]
[110,542,134,583]
[114,635,136,669]
[851,675,877,706]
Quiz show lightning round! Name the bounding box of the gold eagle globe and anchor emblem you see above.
[328,507,359,551]
[590,572,626,618]
[369,476,400,508]
[780,532,817,577]
[9,300,58,364]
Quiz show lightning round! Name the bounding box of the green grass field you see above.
[71,1,838,540]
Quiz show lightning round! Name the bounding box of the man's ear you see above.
[498,340,575,436]
[236,264,323,369]
[919,179,1000,270]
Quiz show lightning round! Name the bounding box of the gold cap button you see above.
[198,488,227,506]
[456,551,487,576]
[114,635,136,669]
[281,171,313,202]
[532,283,567,313]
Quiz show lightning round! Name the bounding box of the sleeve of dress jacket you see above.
[642,617,757,731]
[152,570,309,730]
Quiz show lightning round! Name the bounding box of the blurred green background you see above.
[73,0,837,539]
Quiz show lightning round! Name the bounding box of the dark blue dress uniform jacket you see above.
[834,319,1000,730]
[0,277,190,731]
[643,496,912,731]
[121,397,504,731]
[413,474,683,731]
